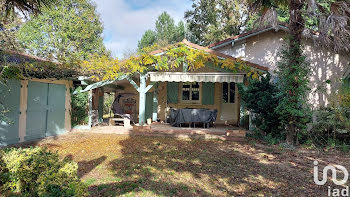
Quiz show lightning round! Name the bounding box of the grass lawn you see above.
[20,132,350,196]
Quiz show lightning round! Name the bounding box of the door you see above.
[220,82,236,121]
[26,81,48,140]
[0,80,21,145]
[26,81,66,140]
[46,83,66,136]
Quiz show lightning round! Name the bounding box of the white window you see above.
[181,82,200,103]
[222,82,235,103]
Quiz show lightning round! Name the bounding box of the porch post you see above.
[152,83,158,122]
[139,73,146,125]
[88,90,93,128]
[98,87,104,123]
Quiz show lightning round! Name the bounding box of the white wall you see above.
[214,30,350,108]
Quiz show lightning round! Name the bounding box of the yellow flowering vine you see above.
[80,42,263,81]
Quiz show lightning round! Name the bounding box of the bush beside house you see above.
[239,74,282,137]
[0,147,88,196]
[71,86,89,126]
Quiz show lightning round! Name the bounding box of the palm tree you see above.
[1,0,56,17]
[247,0,350,51]
[246,0,350,144]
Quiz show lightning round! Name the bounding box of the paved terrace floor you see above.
[73,123,244,141]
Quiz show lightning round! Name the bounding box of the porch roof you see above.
[148,72,244,83]
[80,74,128,92]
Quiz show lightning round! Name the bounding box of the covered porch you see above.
[76,40,269,133]
[79,70,246,129]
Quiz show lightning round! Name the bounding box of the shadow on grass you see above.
[5,132,347,196]
[63,154,107,178]
[77,156,107,178]
[87,135,335,196]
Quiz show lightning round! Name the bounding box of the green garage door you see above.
[0,80,21,145]
[25,81,66,141]
[26,81,48,140]
[46,83,66,136]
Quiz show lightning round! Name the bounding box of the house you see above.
[0,50,73,146]
[208,24,350,109]
[81,40,268,127]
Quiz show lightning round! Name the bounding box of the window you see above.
[181,82,200,103]
[222,82,235,103]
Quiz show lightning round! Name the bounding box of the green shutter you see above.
[145,92,153,119]
[202,82,215,105]
[98,92,104,123]
[167,82,178,103]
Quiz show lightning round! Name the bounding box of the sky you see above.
[92,0,192,59]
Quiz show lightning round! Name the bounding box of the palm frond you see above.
[1,0,55,17]
[305,1,350,53]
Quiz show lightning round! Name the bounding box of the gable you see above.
[208,24,288,49]
[214,30,286,71]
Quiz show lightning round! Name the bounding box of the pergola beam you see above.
[127,78,140,92]
[83,73,156,126]
[145,82,156,92]
[130,74,155,125]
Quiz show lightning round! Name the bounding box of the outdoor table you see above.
[169,108,217,128]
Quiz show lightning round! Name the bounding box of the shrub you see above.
[239,74,282,137]
[71,86,89,126]
[308,107,350,147]
[307,77,350,148]
[0,147,88,196]
[0,150,9,189]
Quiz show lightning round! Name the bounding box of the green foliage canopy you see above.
[17,0,107,63]
[0,13,23,51]
[185,0,246,45]
[138,12,186,50]
[138,30,157,50]
[155,11,176,42]
[0,0,58,17]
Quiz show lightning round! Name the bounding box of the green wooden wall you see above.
[0,80,21,145]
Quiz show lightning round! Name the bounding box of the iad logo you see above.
[314,160,349,196]
[314,160,348,185]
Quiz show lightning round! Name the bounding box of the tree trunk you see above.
[288,0,304,45]
[286,123,296,144]
[286,0,305,145]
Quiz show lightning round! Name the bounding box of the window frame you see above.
[180,82,201,104]
[222,82,235,104]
